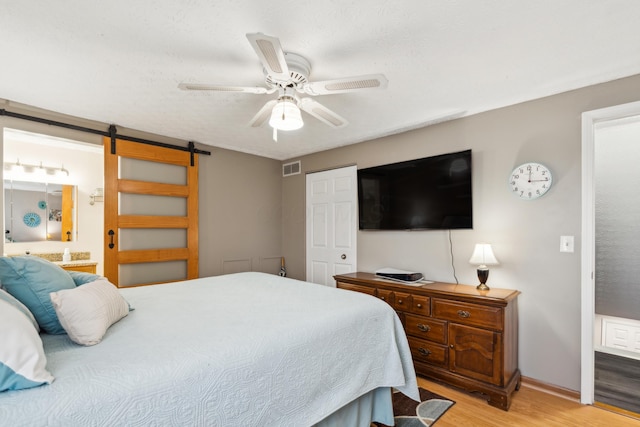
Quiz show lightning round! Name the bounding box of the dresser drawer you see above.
[407,337,447,367]
[405,314,447,344]
[377,289,394,305]
[337,282,376,296]
[392,291,411,311]
[409,295,430,316]
[433,299,503,330]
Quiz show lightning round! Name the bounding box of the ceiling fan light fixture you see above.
[269,98,303,131]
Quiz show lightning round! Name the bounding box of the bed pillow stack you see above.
[0,256,131,391]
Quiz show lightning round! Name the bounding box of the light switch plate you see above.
[560,235,574,253]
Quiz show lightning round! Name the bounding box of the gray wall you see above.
[281,74,640,391]
[198,147,282,277]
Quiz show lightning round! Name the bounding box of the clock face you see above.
[509,162,553,200]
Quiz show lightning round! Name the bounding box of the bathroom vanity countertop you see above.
[54,259,98,274]
[7,251,92,262]
[54,260,98,268]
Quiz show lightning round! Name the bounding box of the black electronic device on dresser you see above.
[375,267,424,282]
[335,272,521,411]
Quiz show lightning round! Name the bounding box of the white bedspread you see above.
[0,272,418,426]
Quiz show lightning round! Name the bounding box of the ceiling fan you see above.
[178,33,388,139]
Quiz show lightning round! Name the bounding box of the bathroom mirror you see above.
[4,180,77,243]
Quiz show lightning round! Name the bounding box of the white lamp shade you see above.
[269,99,303,130]
[469,243,499,266]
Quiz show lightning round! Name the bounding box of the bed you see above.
[0,270,419,426]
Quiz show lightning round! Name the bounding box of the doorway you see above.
[2,128,104,272]
[581,100,640,412]
[305,165,357,287]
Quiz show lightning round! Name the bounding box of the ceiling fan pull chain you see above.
[281,98,286,121]
[273,127,278,142]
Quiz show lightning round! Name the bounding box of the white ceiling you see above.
[1,1,639,160]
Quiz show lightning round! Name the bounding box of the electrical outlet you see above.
[560,235,574,253]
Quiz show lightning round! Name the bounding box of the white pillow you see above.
[0,288,39,331]
[50,278,129,346]
[0,299,54,392]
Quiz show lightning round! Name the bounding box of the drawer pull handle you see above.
[418,348,432,357]
[417,323,431,332]
[416,303,422,308]
[397,299,403,304]
[380,296,385,300]
[457,310,471,318]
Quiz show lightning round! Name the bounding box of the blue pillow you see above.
[0,299,54,392]
[0,256,76,334]
[67,271,102,286]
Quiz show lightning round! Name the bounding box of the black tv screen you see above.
[357,150,472,230]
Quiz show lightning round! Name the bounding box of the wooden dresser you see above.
[334,272,521,410]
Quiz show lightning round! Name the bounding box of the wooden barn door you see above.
[103,136,199,287]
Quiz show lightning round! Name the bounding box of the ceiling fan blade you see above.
[299,98,348,128]
[246,33,290,83]
[249,100,278,128]
[178,83,271,94]
[302,74,388,96]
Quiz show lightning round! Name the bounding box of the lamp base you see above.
[476,282,490,291]
[476,268,490,291]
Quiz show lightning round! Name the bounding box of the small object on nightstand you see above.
[62,248,71,263]
[469,243,499,291]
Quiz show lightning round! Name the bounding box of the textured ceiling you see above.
[1,1,640,160]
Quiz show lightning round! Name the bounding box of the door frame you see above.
[580,99,640,404]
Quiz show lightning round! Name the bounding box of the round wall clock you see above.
[509,162,553,200]
[23,212,42,227]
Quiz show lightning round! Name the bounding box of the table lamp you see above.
[469,243,499,291]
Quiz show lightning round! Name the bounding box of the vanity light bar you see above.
[4,161,69,177]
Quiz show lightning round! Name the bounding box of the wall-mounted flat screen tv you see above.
[357,149,472,230]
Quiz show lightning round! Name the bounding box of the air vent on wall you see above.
[282,160,301,177]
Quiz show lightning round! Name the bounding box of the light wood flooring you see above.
[417,376,640,426]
